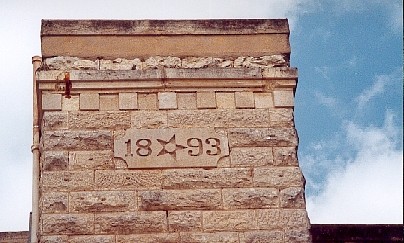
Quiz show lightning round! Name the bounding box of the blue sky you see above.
[0,0,402,231]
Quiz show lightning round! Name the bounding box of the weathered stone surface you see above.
[163,168,253,189]
[99,94,119,111]
[80,93,99,110]
[40,235,68,243]
[228,127,298,147]
[270,108,294,127]
[234,55,288,68]
[143,56,181,69]
[177,93,197,110]
[182,57,214,68]
[230,147,273,167]
[69,111,130,130]
[284,228,312,243]
[235,91,255,108]
[255,209,280,230]
[158,92,177,110]
[138,93,158,110]
[203,210,257,232]
[62,95,79,111]
[254,92,273,109]
[196,92,216,109]
[69,150,114,170]
[131,110,168,128]
[69,235,115,243]
[95,170,162,190]
[254,167,305,188]
[70,191,136,212]
[273,147,298,166]
[119,92,138,110]
[42,171,94,191]
[222,188,279,209]
[261,67,298,79]
[42,130,113,150]
[42,192,68,213]
[139,189,221,210]
[180,232,239,243]
[280,187,305,209]
[256,209,310,230]
[42,213,94,234]
[42,56,82,70]
[100,58,142,70]
[117,233,180,243]
[240,230,284,243]
[94,212,167,234]
[273,90,294,107]
[168,211,202,232]
[216,92,236,109]
[42,93,62,111]
[42,151,68,171]
[42,112,68,130]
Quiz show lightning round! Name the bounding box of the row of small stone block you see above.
[42,90,294,111]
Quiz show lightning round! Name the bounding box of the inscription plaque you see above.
[114,128,229,168]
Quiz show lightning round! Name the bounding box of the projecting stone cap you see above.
[41,19,291,59]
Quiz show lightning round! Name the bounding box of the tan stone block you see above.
[100,58,142,70]
[131,111,168,129]
[168,211,202,232]
[100,94,119,111]
[180,232,239,243]
[68,111,131,130]
[117,233,179,243]
[284,228,312,243]
[42,192,68,213]
[119,92,138,110]
[42,130,113,150]
[42,171,94,191]
[139,189,221,211]
[273,90,294,107]
[95,170,162,190]
[280,209,311,229]
[270,108,294,127]
[216,92,236,109]
[240,230,284,243]
[197,92,216,109]
[80,93,99,110]
[254,92,273,108]
[41,235,68,243]
[182,57,213,68]
[42,151,68,171]
[94,211,167,234]
[62,95,79,111]
[256,209,280,230]
[230,147,273,167]
[138,93,158,110]
[273,147,298,166]
[203,210,257,232]
[235,91,255,108]
[158,92,177,110]
[42,93,62,111]
[163,168,253,189]
[68,235,115,243]
[222,188,279,209]
[42,112,68,130]
[228,127,298,147]
[70,191,136,213]
[177,93,197,110]
[69,150,114,170]
[42,213,94,235]
[280,187,305,209]
[254,167,305,188]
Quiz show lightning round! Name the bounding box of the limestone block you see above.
[182,57,213,68]
[117,233,180,243]
[168,211,202,232]
[40,235,68,243]
[177,93,197,110]
[228,127,298,147]
[180,232,239,243]
[94,211,167,234]
[203,210,257,232]
[42,192,68,213]
[42,93,62,111]
[69,150,114,170]
[100,58,142,70]
[254,167,305,188]
[254,92,273,108]
[256,209,280,230]
[213,58,233,68]
[273,90,294,107]
[162,168,253,189]
[233,57,245,67]
[41,171,94,191]
[280,187,305,209]
[138,93,158,110]
[240,230,284,243]
[68,235,115,243]
[235,91,255,108]
[95,170,162,190]
[280,209,311,229]
[131,111,168,129]
[42,112,68,130]
[100,94,119,111]
[196,92,216,109]
[273,147,298,166]
[80,93,99,110]
[73,59,98,70]
[222,188,279,209]
[270,108,294,127]
[69,111,130,130]
[42,213,94,234]
[42,151,68,171]
[42,130,113,150]
[158,92,177,110]
[70,191,137,212]
[242,55,288,68]
[284,228,312,243]
[43,56,81,70]
[119,92,138,110]
[262,67,298,79]
[216,92,235,109]
[138,189,221,210]
[62,95,79,111]
[143,56,181,69]
[230,147,273,167]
